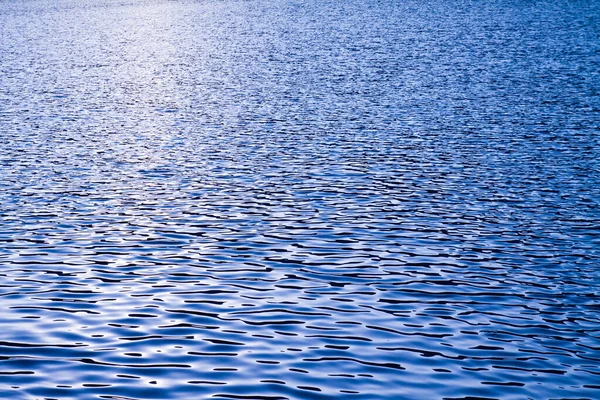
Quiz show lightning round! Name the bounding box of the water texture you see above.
[1,0,599,398]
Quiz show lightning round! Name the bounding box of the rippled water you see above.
[1,0,600,398]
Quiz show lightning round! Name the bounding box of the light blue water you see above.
[1,0,599,399]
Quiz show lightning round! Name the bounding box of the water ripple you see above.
[1,0,600,398]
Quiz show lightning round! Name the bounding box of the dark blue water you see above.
[1,0,599,398]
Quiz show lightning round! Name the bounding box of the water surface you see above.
[1,0,599,399]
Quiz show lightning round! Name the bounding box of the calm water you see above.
[1,0,600,399]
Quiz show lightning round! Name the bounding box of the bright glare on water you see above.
[0,0,599,399]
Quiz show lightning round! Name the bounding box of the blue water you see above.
[1,0,599,399]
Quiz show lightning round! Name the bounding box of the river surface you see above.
[1,0,600,399]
